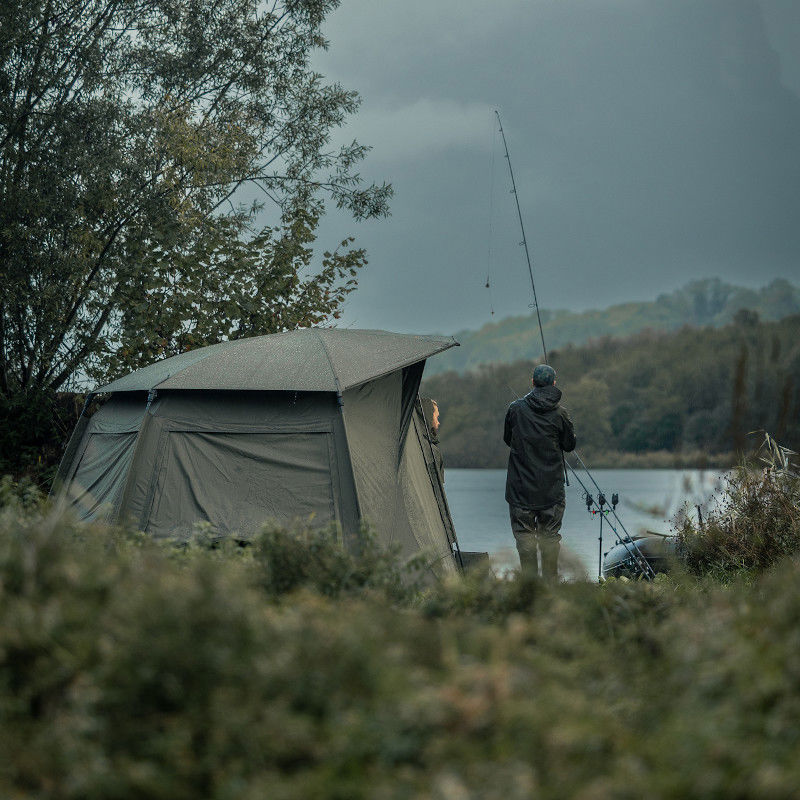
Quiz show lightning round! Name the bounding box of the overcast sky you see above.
[305,0,800,335]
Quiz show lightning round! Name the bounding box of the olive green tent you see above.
[54,328,462,577]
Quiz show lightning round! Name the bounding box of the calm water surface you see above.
[445,468,725,578]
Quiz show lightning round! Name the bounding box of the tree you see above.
[1,0,391,477]
[563,376,611,453]
[98,192,368,382]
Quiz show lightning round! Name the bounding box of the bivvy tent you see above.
[53,328,463,577]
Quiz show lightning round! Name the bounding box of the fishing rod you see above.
[495,110,548,364]
[573,452,652,565]
[566,460,656,580]
[493,110,655,581]
[495,111,569,488]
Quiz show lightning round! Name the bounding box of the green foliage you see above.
[0,391,92,484]
[430,277,800,375]
[252,522,423,603]
[5,505,800,797]
[0,474,45,511]
[676,442,800,579]
[420,563,543,620]
[424,315,800,467]
[0,0,390,398]
[1,0,392,479]
[99,194,368,381]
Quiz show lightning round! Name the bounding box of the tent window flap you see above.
[146,431,337,537]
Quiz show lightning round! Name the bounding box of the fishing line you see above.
[566,460,657,580]
[485,113,497,316]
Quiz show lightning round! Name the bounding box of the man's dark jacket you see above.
[504,385,576,510]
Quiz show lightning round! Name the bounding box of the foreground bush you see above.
[252,523,422,603]
[0,474,45,512]
[3,508,800,798]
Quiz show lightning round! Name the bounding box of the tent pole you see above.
[50,392,95,499]
[333,385,364,551]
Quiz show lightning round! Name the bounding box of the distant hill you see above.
[427,278,800,374]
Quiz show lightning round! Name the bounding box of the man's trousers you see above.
[509,501,565,580]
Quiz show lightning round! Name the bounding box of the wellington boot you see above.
[517,543,540,575]
[539,540,560,582]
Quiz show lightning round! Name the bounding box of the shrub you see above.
[251,522,424,603]
[676,436,800,577]
[0,474,45,512]
[420,562,543,620]
[4,505,800,797]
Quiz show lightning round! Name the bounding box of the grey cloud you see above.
[308,0,800,334]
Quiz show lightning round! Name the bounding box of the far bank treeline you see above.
[422,314,800,469]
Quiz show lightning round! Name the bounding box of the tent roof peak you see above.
[95,327,459,394]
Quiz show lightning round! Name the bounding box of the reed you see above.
[676,434,800,578]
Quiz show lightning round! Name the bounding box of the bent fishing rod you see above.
[495,111,549,364]
[494,110,655,581]
[495,111,567,488]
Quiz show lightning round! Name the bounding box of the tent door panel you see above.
[66,432,138,521]
[398,414,458,576]
[145,431,337,538]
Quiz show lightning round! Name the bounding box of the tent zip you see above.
[418,394,465,570]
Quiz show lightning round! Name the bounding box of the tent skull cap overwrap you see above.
[95,328,459,394]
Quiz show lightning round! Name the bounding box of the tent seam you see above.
[315,329,342,393]
[95,331,459,393]
[340,340,458,391]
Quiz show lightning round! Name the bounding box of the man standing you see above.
[504,364,576,579]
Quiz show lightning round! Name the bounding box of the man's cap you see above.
[532,364,556,387]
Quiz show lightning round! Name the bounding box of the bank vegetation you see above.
[1,447,799,799]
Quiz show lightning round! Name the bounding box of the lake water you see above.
[445,468,725,579]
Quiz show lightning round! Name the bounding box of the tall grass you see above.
[676,435,800,578]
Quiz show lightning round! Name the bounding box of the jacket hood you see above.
[524,385,562,413]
